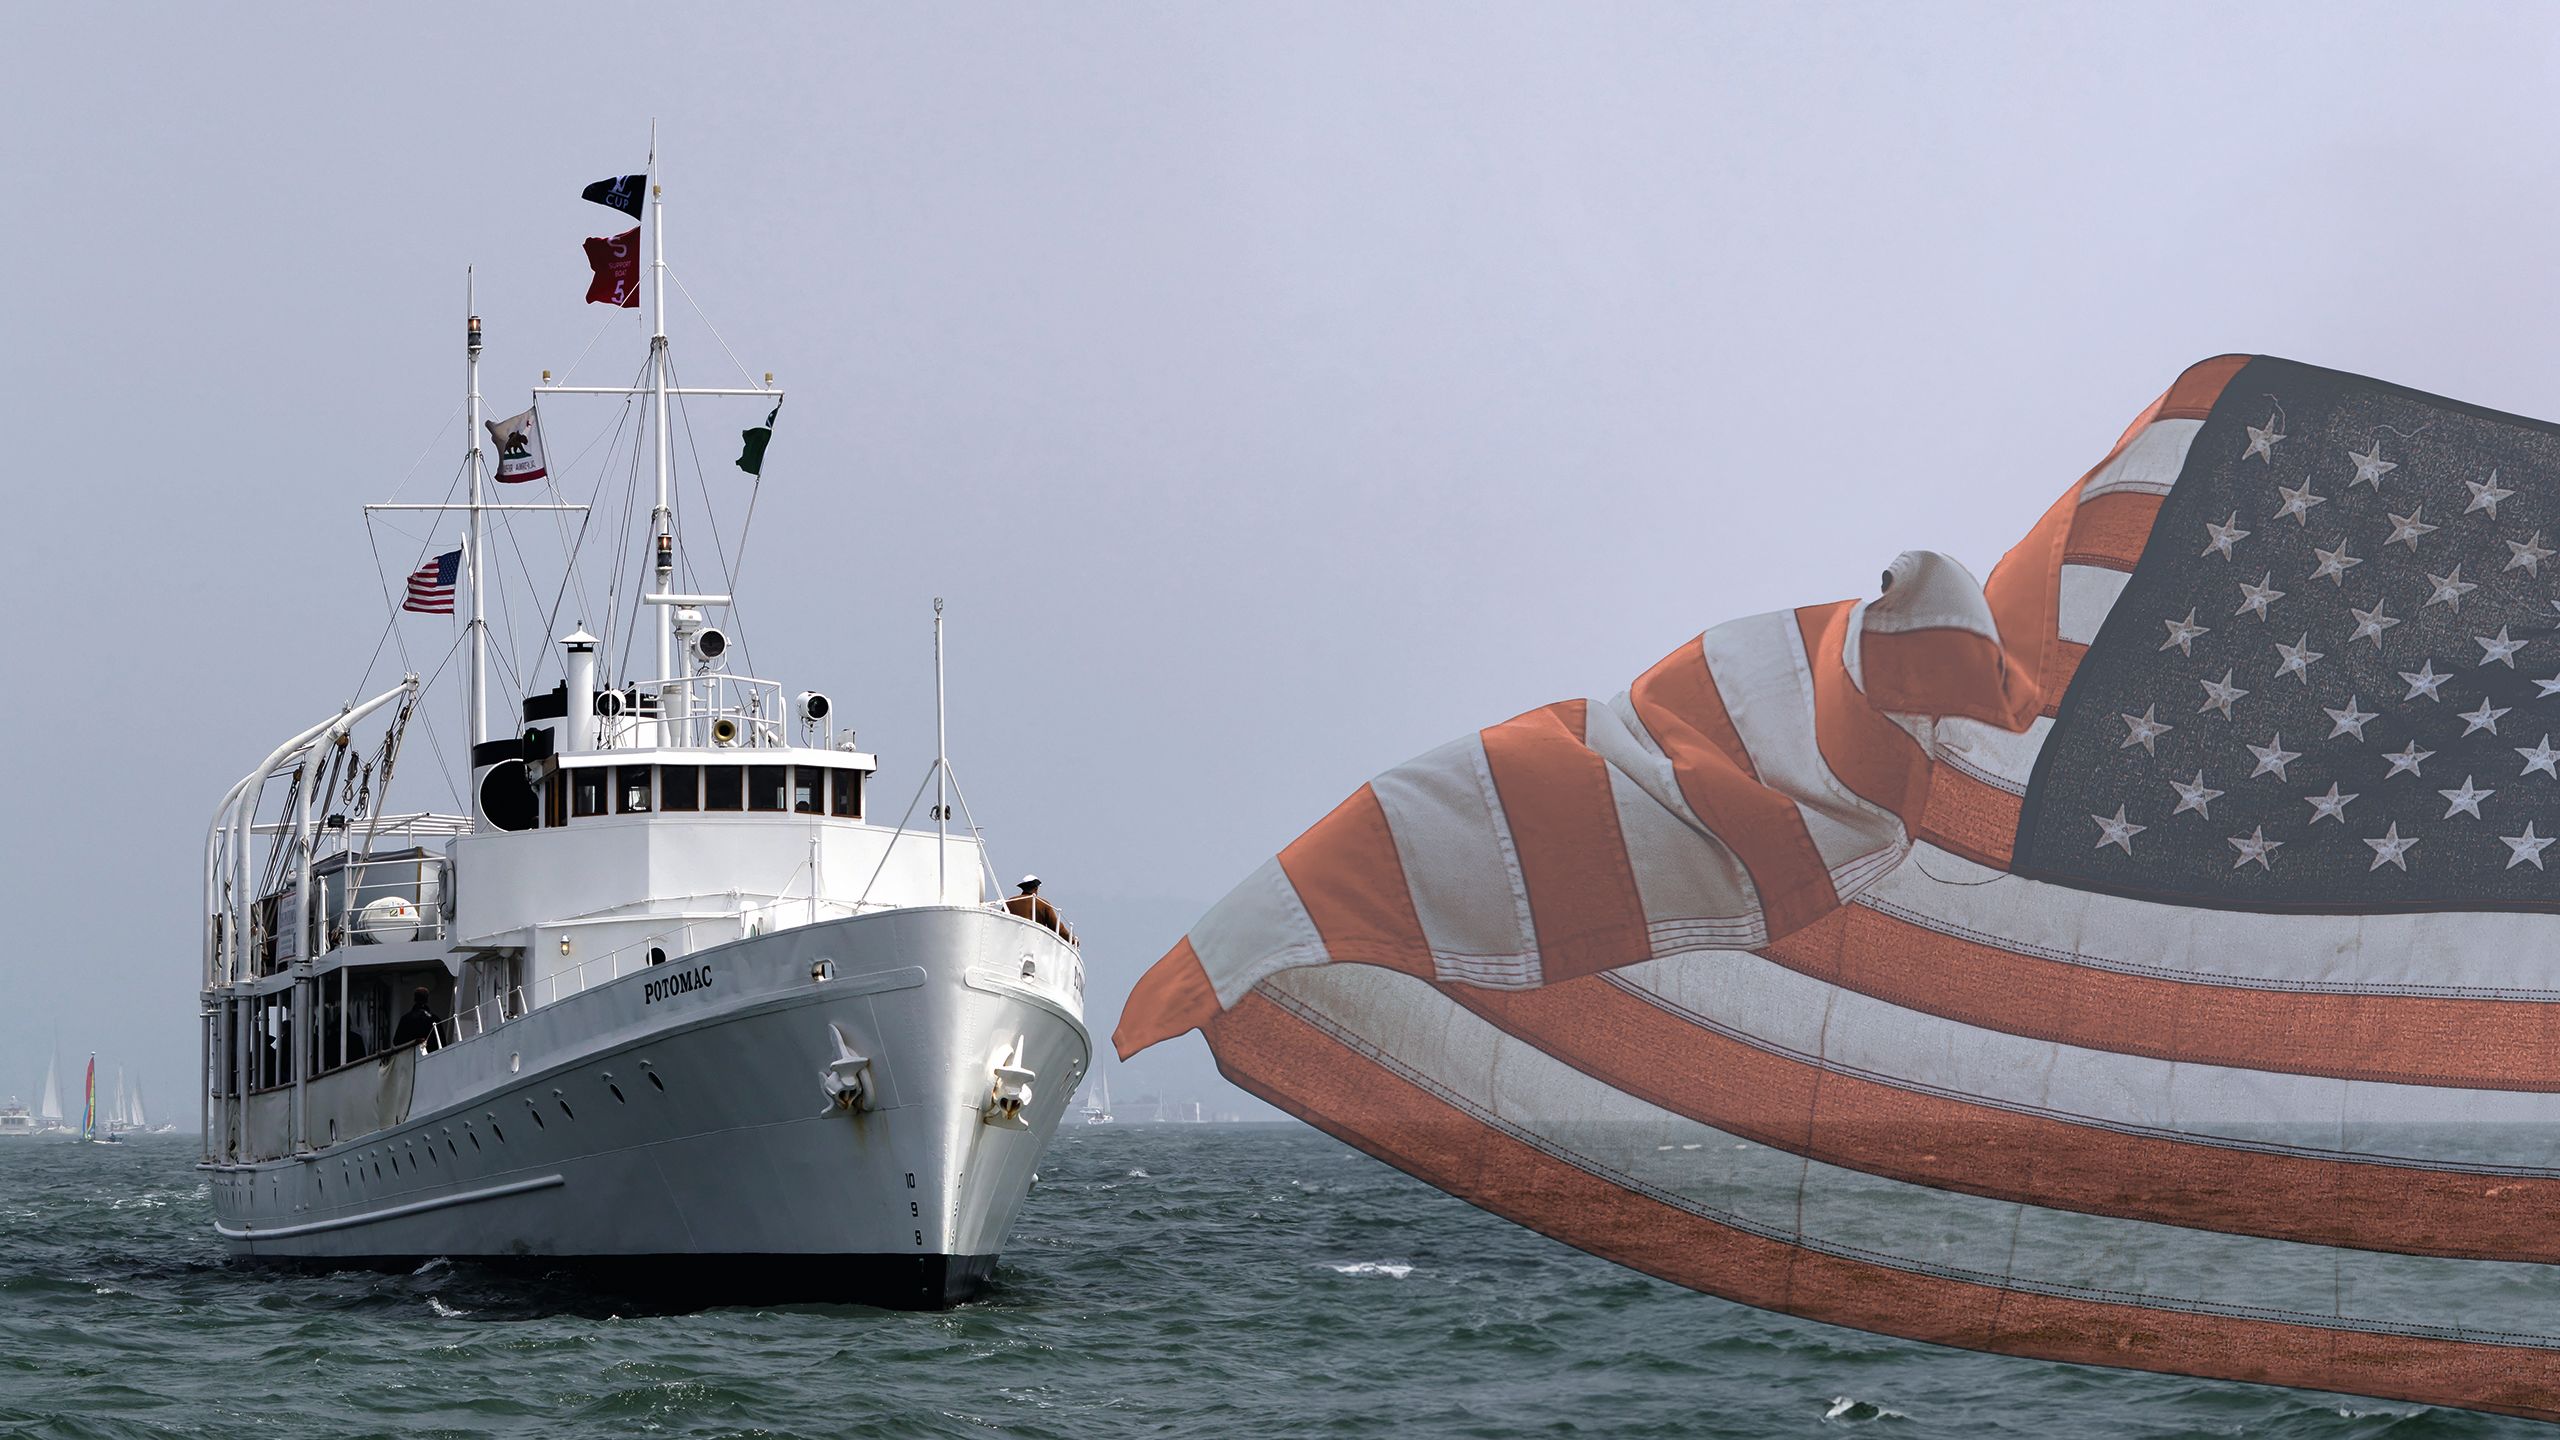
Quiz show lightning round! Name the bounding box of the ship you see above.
[198,148,1092,1306]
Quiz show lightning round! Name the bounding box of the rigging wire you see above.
[665,351,756,677]
[669,267,769,389]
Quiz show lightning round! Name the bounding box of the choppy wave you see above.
[0,1130,2531,1438]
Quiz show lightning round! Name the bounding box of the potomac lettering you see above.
[643,965,715,1005]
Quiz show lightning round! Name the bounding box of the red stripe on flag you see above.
[1628,641,1838,940]
[1797,602,1935,822]
[1451,976,2560,1263]
[1981,485,2076,721]
[1204,988,2560,1423]
[1915,767,2021,869]
[1761,905,2560,1092]
[1276,785,1434,978]
[2063,491,2164,572]
[1477,701,1652,984]
[1111,936,1222,1059]
[2156,353,2251,421]
[2037,641,2087,718]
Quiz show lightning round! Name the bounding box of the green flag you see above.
[737,403,779,476]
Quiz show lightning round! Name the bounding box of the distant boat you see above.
[0,1097,32,1137]
[36,1055,63,1133]
[82,1055,121,1145]
[1082,1072,1114,1125]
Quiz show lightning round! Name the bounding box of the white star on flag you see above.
[2519,736,2560,779]
[2202,513,2250,560]
[2383,741,2434,778]
[2459,699,2510,736]
[2160,610,2209,655]
[2198,670,2250,718]
[2384,507,2437,550]
[2425,567,2479,611]
[2466,470,2515,517]
[2439,775,2495,819]
[2475,627,2526,667]
[2090,806,2145,854]
[2273,634,2323,682]
[2399,660,2449,701]
[2506,531,2554,576]
[2242,416,2284,461]
[2348,602,2399,647]
[2119,705,2172,753]
[2538,672,2560,699]
[2503,823,2555,870]
[2246,734,2301,780]
[2302,782,2357,823]
[2228,826,2283,869]
[2345,441,2397,489]
[2168,770,2224,818]
[2323,697,2377,740]
[2273,480,2325,524]
[2363,822,2419,871]
[2236,573,2285,619]
[2309,540,2362,584]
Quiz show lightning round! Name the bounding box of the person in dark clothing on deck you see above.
[390,986,443,1053]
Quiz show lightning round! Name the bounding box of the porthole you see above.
[647,1072,665,1092]
[609,1083,626,1104]
[491,1123,505,1144]
[529,1107,546,1130]
[559,1101,575,1121]
[469,1132,481,1152]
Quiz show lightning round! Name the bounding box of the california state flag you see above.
[485,407,547,484]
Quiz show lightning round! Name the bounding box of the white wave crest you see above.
[1324,1261,1414,1279]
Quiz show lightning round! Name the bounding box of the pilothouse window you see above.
[570,768,608,818]
[616,766,652,814]
[830,770,862,819]
[748,766,787,813]
[704,766,744,811]
[792,768,822,814]
[660,765,699,812]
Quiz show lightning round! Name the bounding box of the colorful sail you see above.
[1118,355,2560,1421]
[79,1055,95,1140]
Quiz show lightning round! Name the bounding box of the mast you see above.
[649,121,676,687]
[466,270,488,749]
[935,597,948,900]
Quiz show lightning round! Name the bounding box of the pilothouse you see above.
[199,149,1090,1305]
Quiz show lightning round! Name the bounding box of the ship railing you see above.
[605,672,815,751]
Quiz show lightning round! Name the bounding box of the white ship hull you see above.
[207,905,1088,1307]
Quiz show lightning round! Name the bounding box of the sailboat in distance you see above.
[84,1056,122,1145]
[198,144,1090,1305]
[36,1055,62,1134]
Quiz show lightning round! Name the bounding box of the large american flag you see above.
[1117,355,2560,1420]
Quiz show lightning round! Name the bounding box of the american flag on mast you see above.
[402,548,461,615]
[1117,355,2560,1420]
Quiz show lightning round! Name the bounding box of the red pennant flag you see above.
[583,226,640,308]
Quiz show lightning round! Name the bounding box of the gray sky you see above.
[7,4,2560,1124]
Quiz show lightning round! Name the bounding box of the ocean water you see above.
[0,1127,2533,1439]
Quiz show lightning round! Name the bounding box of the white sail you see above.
[128,1079,146,1129]
[37,1059,59,1123]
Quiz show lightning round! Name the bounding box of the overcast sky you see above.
[7,4,2560,1125]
